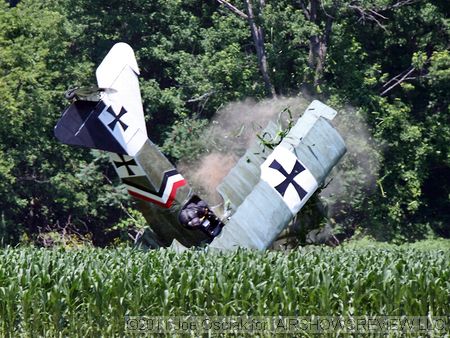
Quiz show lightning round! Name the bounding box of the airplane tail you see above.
[55,100,128,154]
[55,43,223,247]
[55,43,147,156]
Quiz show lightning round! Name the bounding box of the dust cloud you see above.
[319,105,381,220]
[177,96,310,205]
[178,96,381,216]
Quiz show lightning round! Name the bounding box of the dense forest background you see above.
[0,0,448,246]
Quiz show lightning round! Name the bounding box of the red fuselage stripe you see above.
[128,179,187,208]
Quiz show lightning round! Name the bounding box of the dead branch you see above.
[321,0,336,19]
[382,66,414,88]
[20,176,50,184]
[187,91,215,103]
[297,0,310,19]
[216,0,248,19]
[348,4,387,30]
[368,8,388,20]
[388,0,419,10]
[381,66,415,95]
[349,0,419,27]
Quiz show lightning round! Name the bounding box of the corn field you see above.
[0,244,449,336]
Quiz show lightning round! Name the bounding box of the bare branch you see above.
[187,91,215,103]
[388,0,419,10]
[321,0,336,19]
[216,0,248,19]
[381,67,415,96]
[368,8,388,20]
[297,0,310,20]
[349,0,419,26]
[20,176,50,184]
[404,75,428,81]
[382,66,414,88]
[348,4,387,30]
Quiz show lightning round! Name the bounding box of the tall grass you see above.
[0,244,448,336]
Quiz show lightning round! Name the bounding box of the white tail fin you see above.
[95,43,147,156]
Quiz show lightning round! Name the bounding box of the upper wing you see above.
[216,100,338,213]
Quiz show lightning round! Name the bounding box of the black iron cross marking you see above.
[269,159,307,200]
[113,154,137,176]
[106,106,128,131]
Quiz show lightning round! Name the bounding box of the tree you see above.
[216,0,276,97]
[298,0,336,88]
[324,0,450,240]
[0,0,127,245]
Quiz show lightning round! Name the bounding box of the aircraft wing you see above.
[209,100,346,250]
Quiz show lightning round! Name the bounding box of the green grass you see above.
[0,241,449,336]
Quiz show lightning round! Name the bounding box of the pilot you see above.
[179,200,209,228]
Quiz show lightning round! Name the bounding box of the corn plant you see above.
[0,243,448,337]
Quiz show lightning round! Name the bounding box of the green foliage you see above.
[0,1,128,245]
[263,3,312,91]
[108,207,149,245]
[161,117,209,161]
[256,108,294,150]
[321,0,450,240]
[0,244,448,336]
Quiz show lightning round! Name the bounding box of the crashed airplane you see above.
[54,42,346,251]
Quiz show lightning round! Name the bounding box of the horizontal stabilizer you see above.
[54,100,127,154]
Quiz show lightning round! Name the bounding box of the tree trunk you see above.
[244,0,276,98]
[305,0,334,88]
